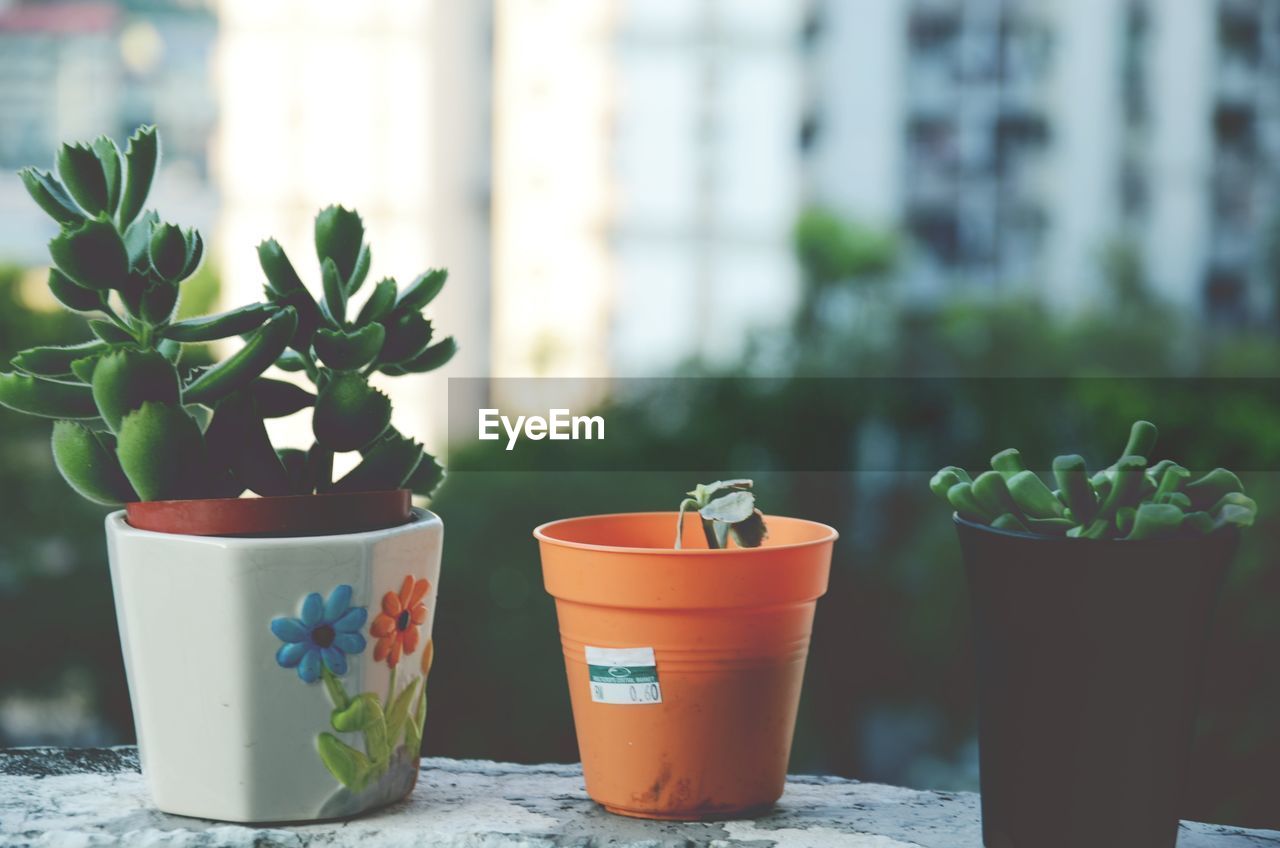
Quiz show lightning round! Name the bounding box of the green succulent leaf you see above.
[258,238,306,296]
[699,490,755,523]
[347,243,371,296]
[203,392,289,497]
[1184,468,1245,511]
[405,450,444,497]
[378,312,432,365]
[92,136,123,216]
[89,319,135,345]
[321,258,347,325]
[115,401,208,501]
[123,210,159,270]
[1124,503,1185,540]
[47,269,105,313]
[395,268,447,313]
[313,324,385,371]
[140,280,179,324]
[1006,470,1066,519]
[249,377,315,417]
[729,509,768,548]
[277,448,311,495]
[92,348,182,433]
[274,350,308,372]
[18,168,85,226]
[12,341,108,377]
[118,125,159,227]
[56,143,110,216]
[182,228,204,277]
[184,308,298,406]
[314,205,364,283]
[331,430,423,494]
[148,222,188,281]
[383,337,457,375]
[0,372,98,419]
[313,372,392,452]
[162,303,278,342]
[49,218,130,290]
[51,422,136,505]
[355,278,397,325]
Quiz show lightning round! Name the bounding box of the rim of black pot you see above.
[952,513,1237,545]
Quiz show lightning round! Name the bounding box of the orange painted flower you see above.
[370,575,429,667]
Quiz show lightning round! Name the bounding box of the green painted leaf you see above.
[312,372,391,452]
[49,218,130,290]
[51,421,137,505]
[91,349,181,433]
[314,205,364,283]
[0,372,98,419]
[57,143,110,215]
[18,168,85,225]
[317,732,372,790]
[313,324,385,371]
[115,401,207,501]
[119,125,159,227]
[385,677,419,745]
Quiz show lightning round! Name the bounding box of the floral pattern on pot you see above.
[271,585,369,682]
[371,576,430,667]
[268,579,435,799]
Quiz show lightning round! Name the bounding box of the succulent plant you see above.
[0,126,457,505]
[676,480,768,549]
[931,420,1257,540]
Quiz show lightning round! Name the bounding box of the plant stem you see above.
[386,664,398,709]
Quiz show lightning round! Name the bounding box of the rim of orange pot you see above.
[534,511,838,554]
[125,489,413,538]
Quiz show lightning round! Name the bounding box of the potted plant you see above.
[931,421,1256,848]
[534,480,838,820]
[1,127,457,823]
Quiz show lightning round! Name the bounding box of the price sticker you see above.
[585,645,662,705]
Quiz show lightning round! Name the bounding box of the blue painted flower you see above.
[271,584,368,683]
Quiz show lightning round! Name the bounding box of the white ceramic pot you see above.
[105,507,443,823]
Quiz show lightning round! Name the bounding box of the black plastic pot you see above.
[954,515,1238,848]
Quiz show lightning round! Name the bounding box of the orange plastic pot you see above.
[535,511,837,820]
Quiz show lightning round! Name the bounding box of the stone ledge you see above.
[2,747,1278,847]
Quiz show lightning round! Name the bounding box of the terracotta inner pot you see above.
[125,489,412,537]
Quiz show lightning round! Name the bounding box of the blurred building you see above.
[214,0,492,452]
[0,0,218,261]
